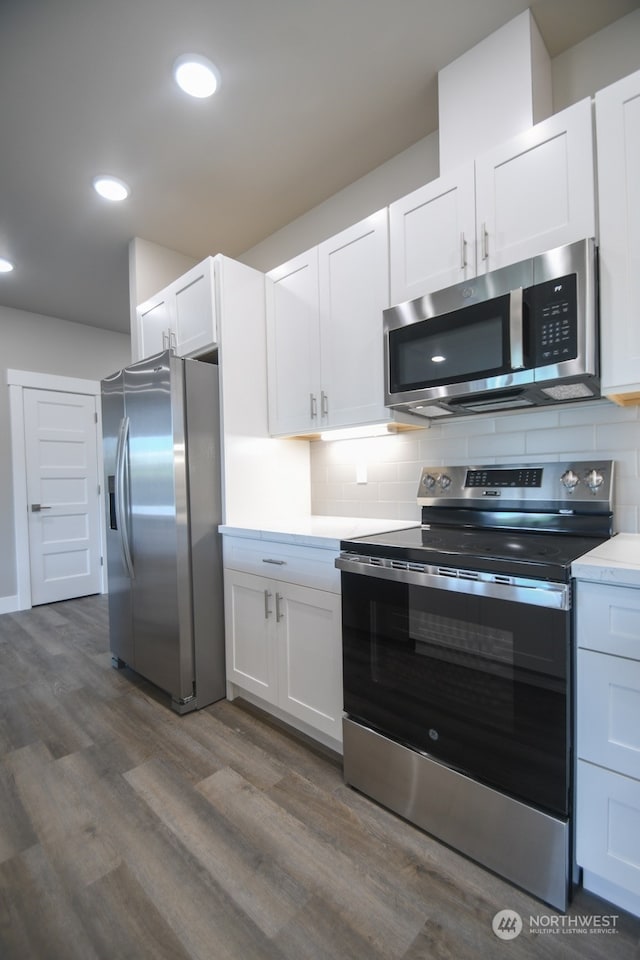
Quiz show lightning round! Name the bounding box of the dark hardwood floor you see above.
[0,595,638,959]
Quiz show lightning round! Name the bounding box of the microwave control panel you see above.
[528,273,578,366]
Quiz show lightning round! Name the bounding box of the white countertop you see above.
[572,533,640,588]
[219,516,418,550]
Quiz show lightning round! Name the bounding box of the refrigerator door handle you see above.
[115,416,135,579]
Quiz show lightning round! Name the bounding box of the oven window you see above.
[388,295,511,392]
[342,573,570,817]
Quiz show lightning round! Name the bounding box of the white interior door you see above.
[23,388,102,605]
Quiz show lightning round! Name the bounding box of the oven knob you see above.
[438,473,452,490]
[584,469,604,494]
[560,469,579,492]
[422,473,437,489]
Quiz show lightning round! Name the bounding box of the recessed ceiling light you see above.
[92,175,130,202]
[0,258,14,273]
[173,54,220,98]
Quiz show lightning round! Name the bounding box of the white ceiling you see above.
[1,0,639,334]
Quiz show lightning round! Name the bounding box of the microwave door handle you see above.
[509,287,525,370]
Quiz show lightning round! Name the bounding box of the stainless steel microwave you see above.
[384,238,599,419]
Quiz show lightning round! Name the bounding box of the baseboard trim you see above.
[0,595,20,615]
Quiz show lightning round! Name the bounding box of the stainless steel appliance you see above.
[384,238,599,418]
[336,460,614,910]
[101,350,225,713]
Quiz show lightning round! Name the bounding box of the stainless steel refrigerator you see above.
[101,350,225,713]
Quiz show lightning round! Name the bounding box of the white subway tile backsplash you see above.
[418,433,470,462]
[469,431,526,458]
[559,399,637,426]
[494,409,560,433]
[525,425,594,454]
[309,400,640,533]
[595,420,640,450]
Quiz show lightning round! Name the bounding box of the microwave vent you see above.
[541,383,595,401]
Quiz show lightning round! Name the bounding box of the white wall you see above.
[239,133,440,274]
[552,8,640,113]
[0,305,131,602]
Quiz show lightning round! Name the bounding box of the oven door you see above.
[340,565,571,817]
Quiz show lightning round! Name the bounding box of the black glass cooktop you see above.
[340,525,611,582]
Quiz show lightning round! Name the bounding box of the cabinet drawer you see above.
[222,537,340,593]
[576,581,640,659]
[576,760,640,897]
[577,648,640,777]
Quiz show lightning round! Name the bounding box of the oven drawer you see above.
[222,536,340,593]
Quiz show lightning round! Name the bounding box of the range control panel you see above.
[417,460,614,509]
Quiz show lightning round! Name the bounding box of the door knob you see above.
[31,504,52,512]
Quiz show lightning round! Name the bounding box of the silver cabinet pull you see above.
[321,390,329,417]
[460,231,467,269]
[310,393,317,419]
[481,223,489,261]
[275,592,284,622]
[162,330,169,349]
[264,589,272,619]
[31,504,52,512]
[169,329,177,353]
[262,558,286,565]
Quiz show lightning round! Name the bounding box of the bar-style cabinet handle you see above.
[310,393,318,419]
[264,589,272,619]
[460,232,467,269]
[321,391,329,417]
[481,223,489,261]
[275,592,284,622]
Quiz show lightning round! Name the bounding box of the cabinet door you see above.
[318,209,390,428]
[173,258,217,358]
[389,164,476,303]
[266,250,322,435]
[475,98,595,272]
[224,570,277,703]
[596,69,640,399]
[578,648,640,780]
[576,760,640,900]
[136,294,171,361]
[275,583,343,741]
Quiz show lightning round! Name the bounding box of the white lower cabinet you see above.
[575,580,640,917]
[223,537,343,748]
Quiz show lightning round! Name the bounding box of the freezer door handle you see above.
[115,416,135,579]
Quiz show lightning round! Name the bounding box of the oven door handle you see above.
[335,555,570,611]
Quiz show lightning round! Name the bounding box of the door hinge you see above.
[97,483,101,496]
[100,556,104,566]
[94,412,98,423]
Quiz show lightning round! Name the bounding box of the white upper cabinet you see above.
[389,98,596,305]
[266,249,322,435]
[475,97,596,273]
[172,258,217,357]
[134,257,217,361]
[595,69,640,402]
[318,210,389,429]
[266,209,390,435]
[137,291,172,360]
[389,164,476,304]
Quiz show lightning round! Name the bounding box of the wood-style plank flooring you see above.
[0,595,638,959]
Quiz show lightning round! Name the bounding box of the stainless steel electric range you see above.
[336,460,615,911]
